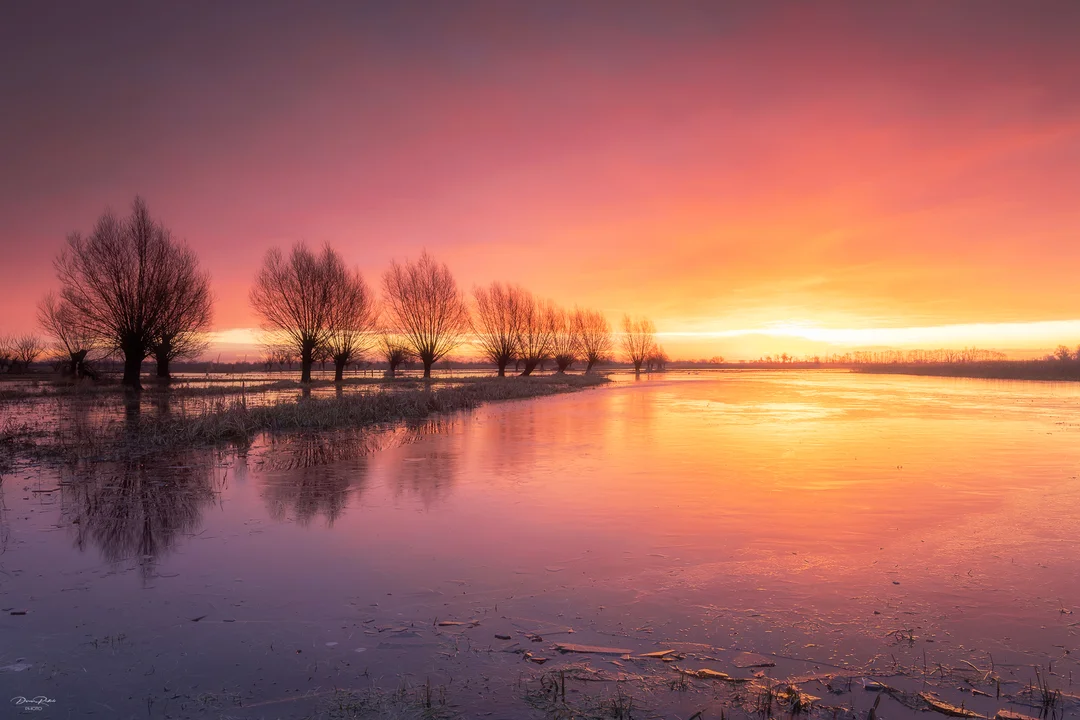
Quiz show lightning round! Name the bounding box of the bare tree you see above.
[377,331,414,378]
[55,197,199,389]
[11,334,45,373]
[324,266,377,382]
[550,306,580,373]
[575,308,612,373]
[0,335,11,373]
[381,251,470,378]
[516,293,557,376]
[150,242,212,380]
[38,292,99,378]
[622,315,656,374]
[472,282,526,377]
[250,242,347,383]
[646,344,669,372]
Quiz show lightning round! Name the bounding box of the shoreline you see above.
[855,361,1080,382]
[0,373,610,467]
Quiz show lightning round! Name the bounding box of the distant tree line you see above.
[7,196,662,389]
[743,348,1009,365]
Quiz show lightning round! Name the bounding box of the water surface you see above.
[2,371,1079,718]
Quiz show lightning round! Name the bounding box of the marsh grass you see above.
[524,669,640,720]
[6,375,609,464]
[319,680,456,720]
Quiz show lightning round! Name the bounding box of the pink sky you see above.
[2,2,1079,359]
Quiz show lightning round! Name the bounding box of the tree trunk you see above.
[422,359,433,378]
[334,357,346,382]
[585,358,595,373]
[497,360,507,377]
[633,361,643,374]
[521,360,538,376]
[156,352,171,380]
[300,346,314,383]
[68,351,86,378]
[122,344,144,390]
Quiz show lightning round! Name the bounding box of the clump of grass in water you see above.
[322,680,455,719]
[21,375,608,462]
[524,669,640,720]
[1030,666,1062,719]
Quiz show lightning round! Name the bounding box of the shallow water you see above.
[2,370,1079,718]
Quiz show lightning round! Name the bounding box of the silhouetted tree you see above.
[250,242,346,383]
[0,336,12,373]
[516,293,557,376]
[1055,344,1072,362]
[646,344,669,372]
[472,282,526,377]
[622,315,656,374]
[55,197,198,389]
[10,334,44,373]
[550,306,580,373]
[38,292,98,378]
[378,331,414,378]
[324,265,377,382]
[150,242,212,380]
[575,308,612,373]
[381,252,470,378]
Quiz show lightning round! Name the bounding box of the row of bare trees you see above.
[250,243,660,381]
[0,334,46,374]
[34,197,213,388]
[19,197,660,388]
[471,283,614,376]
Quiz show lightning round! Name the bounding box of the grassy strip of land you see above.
[1,374,609,467]
[856,360,1080,382]
[0,372,569,401]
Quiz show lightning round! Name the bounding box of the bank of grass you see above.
[856,360,1080,382]
[6,374,609,464]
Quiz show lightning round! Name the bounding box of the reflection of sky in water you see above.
[2,370,1080,716]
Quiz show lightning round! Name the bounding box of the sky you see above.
[2,1,1080,361]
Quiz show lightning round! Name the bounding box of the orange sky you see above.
[2,2,1079,360]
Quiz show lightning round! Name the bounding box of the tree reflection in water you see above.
[258,433,374,527]
[257,418,459,525]
[382,418,460,507]
[60,455,218,581]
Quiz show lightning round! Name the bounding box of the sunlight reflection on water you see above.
[2,370,1079,717]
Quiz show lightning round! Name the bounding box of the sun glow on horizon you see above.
[198,318,1080,364]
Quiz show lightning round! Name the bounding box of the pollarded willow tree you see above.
[150,242,213,380]
[250,242,348,384]
[10,334,44,373]
[622,314,656,374]
[377,331,414,378]
[516,293,557,376]
[381,251,470,379]
[550,306,581,373]
[0,336,11,372]
[55,197,205,389]
[574,308,612,373]
[472,281,526,377]
[38,292,98,378]
[324,264,377,382]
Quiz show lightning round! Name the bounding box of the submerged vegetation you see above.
[0,374,608,467]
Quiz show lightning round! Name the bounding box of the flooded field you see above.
[2,370,1079,719]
